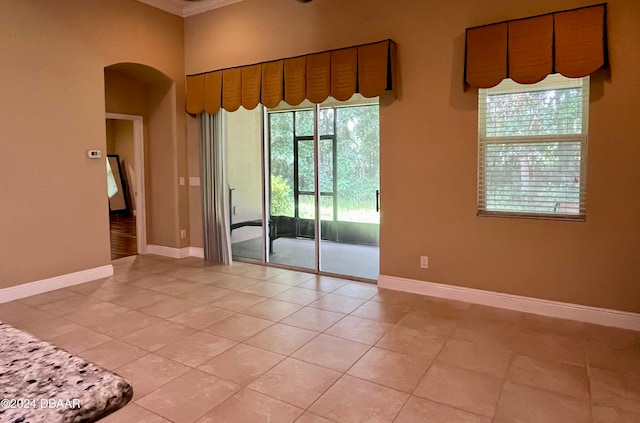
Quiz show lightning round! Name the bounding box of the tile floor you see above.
[1,254,639,423]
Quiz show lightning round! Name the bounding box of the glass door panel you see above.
[320,196,333,220]
[228,107,265,261]
[297,140,314,192]
[269,113,295,217]
[267,110,315,270]
[319,104,380,280]
[298,194,315,219]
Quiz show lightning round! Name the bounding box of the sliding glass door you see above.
[319,105,380,279]
[225,97,379,279]
[266,98,380,279]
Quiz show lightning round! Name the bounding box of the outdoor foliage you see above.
[336,106,380,221]
[481,84,584,214]
[271,174,293,216]
[485,87,582,137]
[269,104,380,223]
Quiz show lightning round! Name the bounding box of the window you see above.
[478,74,589,219]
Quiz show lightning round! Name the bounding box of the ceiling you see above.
[135,0,243,17]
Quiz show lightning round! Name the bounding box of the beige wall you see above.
[0,0,185,288]
[1,0,637,313]
[185,0,640,312]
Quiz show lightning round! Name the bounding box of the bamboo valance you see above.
[186,39,397,115]
[465,4,607,88]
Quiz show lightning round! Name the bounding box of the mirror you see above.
[107,154,128,213]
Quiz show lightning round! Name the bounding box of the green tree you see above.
[269,112,295,215]
[336,105,380,221]
[483,85,583,212]
[270,174,293,215]
[268,104,380,223]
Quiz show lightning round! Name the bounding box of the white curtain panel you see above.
[200,112,232,264]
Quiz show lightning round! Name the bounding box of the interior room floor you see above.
[232,237,380,280]
[109,214,137,260]
[0,255,638,423]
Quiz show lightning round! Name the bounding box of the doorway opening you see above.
[105,113,146,259]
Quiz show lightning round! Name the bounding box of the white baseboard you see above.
[142,245,203,259]
[189,247,204,258]
[143,245,205,260]
[378,275,640,332]
[0,265,114,304]
[145,244,191,259]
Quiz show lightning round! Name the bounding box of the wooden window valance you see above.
[465,3,607,88]
[186,39,397,115]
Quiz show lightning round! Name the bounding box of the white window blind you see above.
[478,74,589,219]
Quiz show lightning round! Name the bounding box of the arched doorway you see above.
[104,62,176,259]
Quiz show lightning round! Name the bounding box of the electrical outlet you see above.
[420,256,429,269]
[180,229,187,239]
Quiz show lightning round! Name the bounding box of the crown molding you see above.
[136,0,242,18]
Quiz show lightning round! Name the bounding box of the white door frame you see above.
[106,113,147,254]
